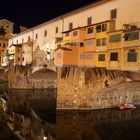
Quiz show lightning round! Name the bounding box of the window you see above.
[110,52,118,61]
[56,27,59,33]
[98,54,105,61]
[16,40,18,44]
[110,9,117,19]
[96,25,102,33]
[86,40,93,46]
[57,52,61,59]
[57,44,61,48]
[96,23,107,33]
[22,57,24,61]
[110,34,121,42]
[127,49,137,62]
[102,38,107,46]
[0,43,1,47]
[65,32,69,37]
[3,44,5,47]
[80,54,84,60]
[28,36,30,41]
[35,34,38,39]
[73,31,78,36]
[18,49,20,53]
[86,53,93,60]
[22,38,24,43]
[44,30,47,37]
[18,58,20,61]
[125,31,139,41]
[87,27,94,34]
[102,23,107,32]
[96,39,101,46]
[87,17,92,25]
[69,22,73,30]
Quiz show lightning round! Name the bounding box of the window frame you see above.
[110,52,118,61]
[98,54,105,61]
[110,9,117,19]
[87,17,92,26]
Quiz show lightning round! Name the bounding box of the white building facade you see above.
[8,0,140,64]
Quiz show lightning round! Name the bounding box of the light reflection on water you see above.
[1,84,140,140]
[48,107,140,140]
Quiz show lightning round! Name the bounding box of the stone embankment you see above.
[7,62,56,89]
[57,67,140,109]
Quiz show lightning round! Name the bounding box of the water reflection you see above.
[1,85,140,140]
[47,107,140,140]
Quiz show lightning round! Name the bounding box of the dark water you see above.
[1,85,140,140]
[48,107,140,140]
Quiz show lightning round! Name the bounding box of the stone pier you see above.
[57,67,140,109]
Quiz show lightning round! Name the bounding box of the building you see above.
[0,19,14,34]
[8,0,140,72]
[0,33,14,68]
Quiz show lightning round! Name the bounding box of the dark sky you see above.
[0,0,96,29]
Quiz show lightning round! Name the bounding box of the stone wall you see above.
[57,67,140,109]
[7,61,56,89]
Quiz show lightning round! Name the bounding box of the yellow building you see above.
[8,44,23,66]
[54,20,116,68]
[54,27,85,67]
[93,20,115,68]
[121,26,140,72]
[0,33,14,68]
[107,30,123,70]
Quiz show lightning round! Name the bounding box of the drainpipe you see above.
[121,31,124,71]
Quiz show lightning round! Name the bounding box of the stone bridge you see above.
[32,59,56,74]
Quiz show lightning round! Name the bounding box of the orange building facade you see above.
[54,20,140,72]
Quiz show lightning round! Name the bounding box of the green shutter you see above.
[110,34,121,42]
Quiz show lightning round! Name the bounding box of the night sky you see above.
[0,0,96,32]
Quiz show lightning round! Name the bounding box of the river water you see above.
[0,83,140,140]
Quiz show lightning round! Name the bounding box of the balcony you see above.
[108,31,122,50]
[96,20,115,38]
[123,30,140,48]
